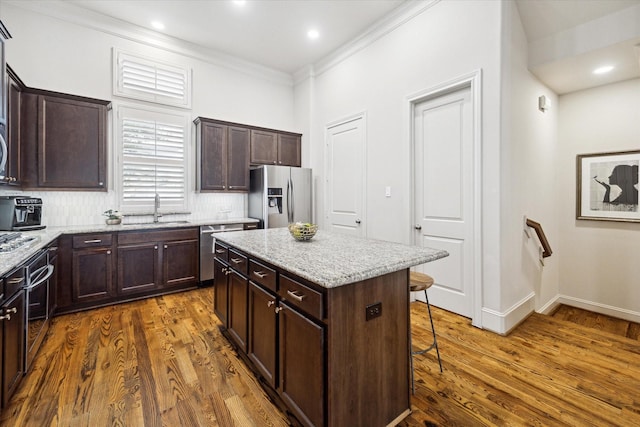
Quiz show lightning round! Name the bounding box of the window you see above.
[113,49,192,108]
[115,105,191,214]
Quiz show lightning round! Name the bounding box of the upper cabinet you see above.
[20,89,110,190]
[195,117,301,193]
[195,117,250,192]
[3,66,24,186]
[250,129,301,167]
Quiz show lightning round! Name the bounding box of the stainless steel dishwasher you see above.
[200,223,245,284]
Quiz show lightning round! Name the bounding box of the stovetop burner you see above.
[0,232,38,253]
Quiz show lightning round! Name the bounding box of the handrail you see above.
[524,217,552,261]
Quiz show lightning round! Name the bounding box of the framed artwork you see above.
[576,150,640,222]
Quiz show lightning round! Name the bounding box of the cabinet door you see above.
[227,270,248,353]
[4,71,22,185]
[213,258,229,327]
[248,282,277,387]
[162,238,198,289]
[36,95,107,189]
[277,134,301,167]
[279,302,324,427]
[72,247,115,303]
[227,126,250,191]
[199,121,227,191]
[117,243,160,295]
[2,289,25,407]
[250,129,278,165]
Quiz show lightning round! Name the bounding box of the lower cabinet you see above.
[57,227,199,314]
[117,228,199,297]
[1,287,25,408]
[216,247,326,427]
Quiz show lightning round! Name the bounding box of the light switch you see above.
[385,186,391,197]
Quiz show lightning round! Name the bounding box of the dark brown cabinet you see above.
[227,269,249,352]
[71,234,115,305]
[248,282,278,387]
[250,129,301,167]
[278,302,324,427]
[20,90,109,190]
[195,117,250,192]
[213,257,230,327]
[1,281,25,408]
[118,228,198,297]
[3,66,24,186]
[57,228,198,315]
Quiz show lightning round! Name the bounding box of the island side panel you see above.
[325,269,410,426]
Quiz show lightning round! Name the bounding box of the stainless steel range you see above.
[0,232,38,253]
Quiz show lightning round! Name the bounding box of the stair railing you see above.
[524,216,552,266]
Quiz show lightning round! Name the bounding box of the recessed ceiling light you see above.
[151,21,165,31]
[233,0,247,6]
[593,65,614,75]
[307,29,320,40]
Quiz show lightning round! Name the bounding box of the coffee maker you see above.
[0,196,45,230]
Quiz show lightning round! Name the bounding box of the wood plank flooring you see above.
[1,288,639,426]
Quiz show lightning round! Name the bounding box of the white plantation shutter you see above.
[114,49,191,108]
[117,105,190,213]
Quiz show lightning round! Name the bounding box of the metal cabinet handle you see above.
[267,300,275,307]
[355,219,361,224]
[107,250,111,255]
[415,224,422,230]
[274,307,283,313]
[224,269,232,276]
[230,258,242,264]
[6,307,17,314]
[287,290,305,302]
[154,245,158,250]
[84,239,102,244]
[253,271,267,279]
[7,277,24,285]
[215,249,226,254]
[0,314,10,321]
[164,245,168,249]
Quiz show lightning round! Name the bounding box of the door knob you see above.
[355,219,361,224]
[415,224,422,230]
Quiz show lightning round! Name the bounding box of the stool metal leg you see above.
[409,290,443,395]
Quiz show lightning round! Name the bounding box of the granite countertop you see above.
[215,228,449,288]
[0,217,258,278]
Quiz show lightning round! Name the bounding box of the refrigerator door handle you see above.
[290,177,295,222]
[286,178,292,223]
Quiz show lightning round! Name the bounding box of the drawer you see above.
[214,242,228,262]
[3,266,26,298]
[73,233,113,249]
[279,275,323,320]
[248,259,277,293]
[228,249,248,275]
[243,222,259,230]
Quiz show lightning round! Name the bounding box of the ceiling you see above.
[16,0,640,94]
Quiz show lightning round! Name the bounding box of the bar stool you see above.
[409,271,443,394]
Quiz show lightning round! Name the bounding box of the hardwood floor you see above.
[2,288,639,426]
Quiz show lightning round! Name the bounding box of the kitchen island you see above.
[214,227,448,427]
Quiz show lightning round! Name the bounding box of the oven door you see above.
[25,250,54,370]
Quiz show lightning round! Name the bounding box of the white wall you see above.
[495,1,560,331]
[297,0,508,329]
[0,2,297,226]
[557,78,640,321]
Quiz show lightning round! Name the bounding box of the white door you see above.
[326,116,365,237]
[413,86,475,318]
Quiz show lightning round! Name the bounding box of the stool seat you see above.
[409,271,434,292]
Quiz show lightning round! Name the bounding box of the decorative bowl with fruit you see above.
[288,222,318,241]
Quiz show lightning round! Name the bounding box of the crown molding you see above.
[5,0,294,87]
[293,0,440,85]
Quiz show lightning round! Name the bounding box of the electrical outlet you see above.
[366,302,382,321]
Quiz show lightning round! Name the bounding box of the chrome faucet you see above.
[153,193,162,223]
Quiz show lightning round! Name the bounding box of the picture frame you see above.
[576,150,640,222]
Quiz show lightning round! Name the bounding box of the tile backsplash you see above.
[0,189,247,227]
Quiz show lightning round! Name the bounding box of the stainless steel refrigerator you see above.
[249,165,312,228]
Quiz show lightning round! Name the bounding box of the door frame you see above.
[406,70,483,328]
[324,112,368,237]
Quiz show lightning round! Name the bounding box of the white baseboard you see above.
[481,292,535,335]
[555,295,640,324]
